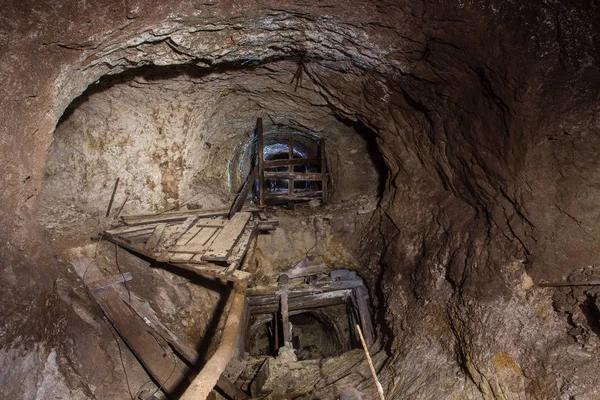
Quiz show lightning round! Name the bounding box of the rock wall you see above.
[1,0,600,399]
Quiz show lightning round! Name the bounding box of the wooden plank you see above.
[186,226,219,251]
[257,118,265,206]
[172,263,251,283]
[288,137,294,196]
[170,227,219,254]
[225,228,256,275]
[229,163,258,219]
[354,286,375,346]
[112,287,248,400]
[169,253,194,264]
[175,224,203,247]
[87,272,133,292]
[217,375,250,400]
[264,191,322,200]
[247,279,365,296]
[121,208,233,226]
[321,138,327,203]
[263,171,323,181]
[195,217,228,228]
[202,212,252,262]
[114,287,200,365]
[106,224,158,236]
[91,287,190,396]
[249,290,351,314]
[160,216,198,250]
[537,280,600,287]
[263,157,320,168]
[189,253,208,264]
[280,292,291,345]
[250,359,269,397]
[144,223,166,251]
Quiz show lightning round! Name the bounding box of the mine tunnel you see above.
[1,1,600,400]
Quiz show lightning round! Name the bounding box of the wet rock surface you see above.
[1,0,600,399]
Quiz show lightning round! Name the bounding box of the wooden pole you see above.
[320,139,327,204]
[106,177,120,217]
[288,137,294,196]
[537,280,600,287]
[281,292,291,346]
[180,282,248,400]
[257,118,265,206]
[356,324,385,400]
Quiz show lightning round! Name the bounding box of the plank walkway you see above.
[103,209,277,283]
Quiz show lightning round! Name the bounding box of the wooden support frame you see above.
[255,118,327,206]
[257,118,265,206]
[245,276,375,350]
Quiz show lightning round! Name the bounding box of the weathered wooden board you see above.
[170,227,218,254]
[202,212,252,262]
[106,224,158,236]
[170,253,194,264]
[160,216,198,250]
[263,157,320,168]
[92,287,190,397]
[263,171,323,181]
[144,223,166,251]
[114,287,200,366]
[87,272,133,292]
[229,164,257,219]
[173,263,251,283]
[226,228,255,266]
[195,217,228,228]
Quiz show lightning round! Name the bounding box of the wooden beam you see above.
[263,157,320,168]
[229,163,258,219]
[537,280,600,287]
[86,272,133,292]
[280,292,291,345]
[263,171,323,181]
[203,212,252,262]
[247,279,365,296]
[144,223,166,251]
[321,138,327,204]
[92,287,190,397]
[249,290,352,314]
[121,209,232,226]
[114,286,201,365]
[106,177,120,217]
[257,118,265,206]
[288,137,294,196]
[264,191,322,201]
[354,286,375,347]
[180,283,248,400]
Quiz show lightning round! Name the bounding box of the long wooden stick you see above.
[356,324,385,400]
[180,282,248,400]
[537,280,600,287]
[105,177,120,217]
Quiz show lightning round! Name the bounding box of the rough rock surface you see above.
[1,0,600,399]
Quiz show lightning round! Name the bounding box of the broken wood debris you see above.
[102,208,277,284]
[88,272,248,400]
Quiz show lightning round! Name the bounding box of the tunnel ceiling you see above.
[2,1,600,399]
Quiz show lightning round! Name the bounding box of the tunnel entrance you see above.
[248,305,351,361]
